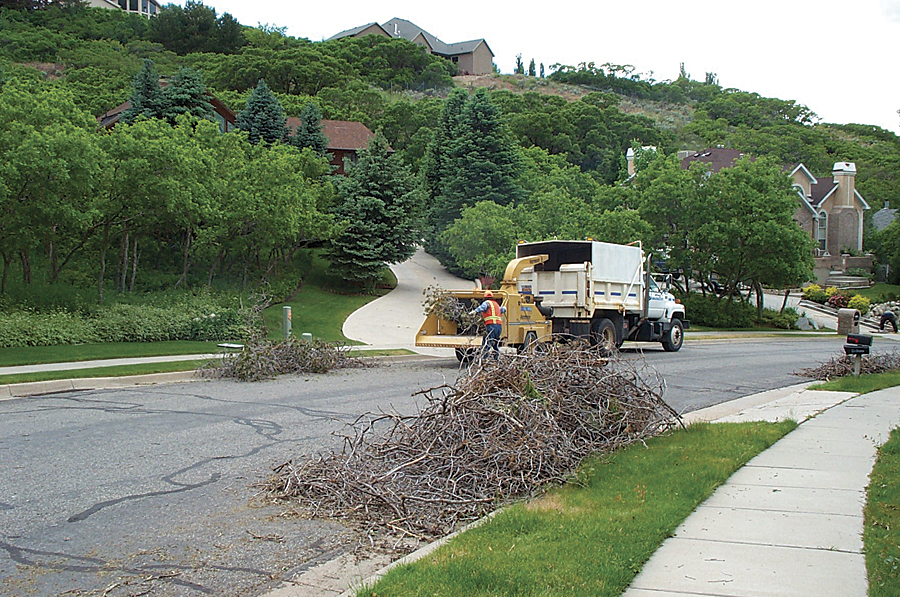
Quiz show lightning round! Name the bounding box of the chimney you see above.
[626,147,635,176]
[394,23,399,36]
[832,162,856,207]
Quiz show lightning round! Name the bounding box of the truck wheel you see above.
[518,331,538,354]
[662,319,684,352]
[591,318,617,356]
[455,348,475,364]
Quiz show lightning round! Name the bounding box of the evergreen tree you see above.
[161,67,213,125]
[121,59,165,124]
[327,131,423,291]
[515,54,524,75]
[293,102,328,155]
[528,58,536,77]
[236,79,288,145]
[540,63,545,78]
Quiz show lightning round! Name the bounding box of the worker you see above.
[880,311,898,333]
[470,290,506,360]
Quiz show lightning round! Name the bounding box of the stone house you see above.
[328,18,494,76]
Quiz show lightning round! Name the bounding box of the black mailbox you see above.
[847,334,873,346]
[844,344,870,356]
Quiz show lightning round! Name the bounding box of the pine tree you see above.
[236,79,288,145]
[121,59,165,124]
[528,58,536,77]
[515,54,524,75]
[327,132,423,291]
[540,63,545,78]
[293,102,328,155]
[161,67,213,125]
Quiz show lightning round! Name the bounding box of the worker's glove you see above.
[468,310,476,316]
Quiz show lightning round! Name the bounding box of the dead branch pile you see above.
[263,342,680,539]
[797,348,900,380]
[422,285,484,336]
[201,337,366,381]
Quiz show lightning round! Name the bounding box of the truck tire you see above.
[592,318,617,356]
[661,319,684,352]
[518,331,538,354]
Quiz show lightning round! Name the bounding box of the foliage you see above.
[292,100,327,154]
[327,132,423,291]
[848,294,871,315]
[236,78,288,145]
[826,291,851,309]
[0,292,249,347]
[802,284,827,303]
[676,292,756,328]
[149,0,246,56]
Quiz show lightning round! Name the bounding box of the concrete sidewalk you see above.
[624,385,900,597]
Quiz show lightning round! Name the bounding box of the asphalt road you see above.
[0,335,880,596]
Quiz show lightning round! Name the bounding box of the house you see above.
[87,0,161,17]
[873,202,897,232]
[287,118,379,175]
[327,18,494,76]
[677,147,872,284]
[97,96,238,133]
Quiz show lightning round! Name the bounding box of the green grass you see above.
[0,359,211,385]
[865,427,900,596]
[810,371,900,394]
[263,253,395,343]
[854,283,900,302]
[0,341,224,367]
[361,421,797,597]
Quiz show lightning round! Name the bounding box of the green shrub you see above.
[803,284,827,304]
[848,294,871,315]
[677,292,755,328]
[762,307,799,330]
[0,308,100,347]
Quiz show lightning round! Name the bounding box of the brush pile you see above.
[422,285,484,336]
[797,348,900,380]
[202,337,365,381]
[263,341,680,540]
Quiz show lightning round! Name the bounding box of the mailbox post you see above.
[843,333,872,377]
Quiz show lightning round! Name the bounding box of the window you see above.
[142,0,148,12]
[118,0,127,8]
[817,211,828,253]
[150,2,156,14]
[129,0,137,10]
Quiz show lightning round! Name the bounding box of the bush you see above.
[677,292,755,328]
[0,292,250,347]
[848,294,871,315]
[827,291,851,309]
[802,284,827,304]
[825,286,841,298]
[762,307,799,330]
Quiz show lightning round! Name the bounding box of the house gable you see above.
[286,118,380,175]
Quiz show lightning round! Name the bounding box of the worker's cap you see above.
[484,290,494,298]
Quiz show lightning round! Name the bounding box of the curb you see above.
[0,370,201,400]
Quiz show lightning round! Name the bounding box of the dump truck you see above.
[416,240,689,361]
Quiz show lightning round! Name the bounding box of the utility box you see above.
[837,308,860,335]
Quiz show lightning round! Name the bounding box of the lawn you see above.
[0,340,224,368]
[0,359,211,385]
[360,421,796,597]
[866,427,900,596]
[854,283,900,302]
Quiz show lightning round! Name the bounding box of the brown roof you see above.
[96,95,237,129]
[681,147,754,173]
[287,118,377,151]
[809,177,838,208]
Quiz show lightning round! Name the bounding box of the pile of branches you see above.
[262,341,680,540]
[422,285,484,336]
[202,337,366,381]
[797,348,900,380]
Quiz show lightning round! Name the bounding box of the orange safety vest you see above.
[481,300,502,325]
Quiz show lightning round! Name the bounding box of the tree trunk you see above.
[207,248,223,288]
[129,235,139,293]
[98,224,109,302]
[48,230,57,283]
[754,280,764,322]
[119,230,130,294]
[175,228,192,289]
[780,289,790,314]
[19,250,31,285]
[1,251,10,295]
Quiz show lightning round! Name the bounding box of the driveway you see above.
[342,248,468,355]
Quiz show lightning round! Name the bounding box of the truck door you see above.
[646,276,666,320]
